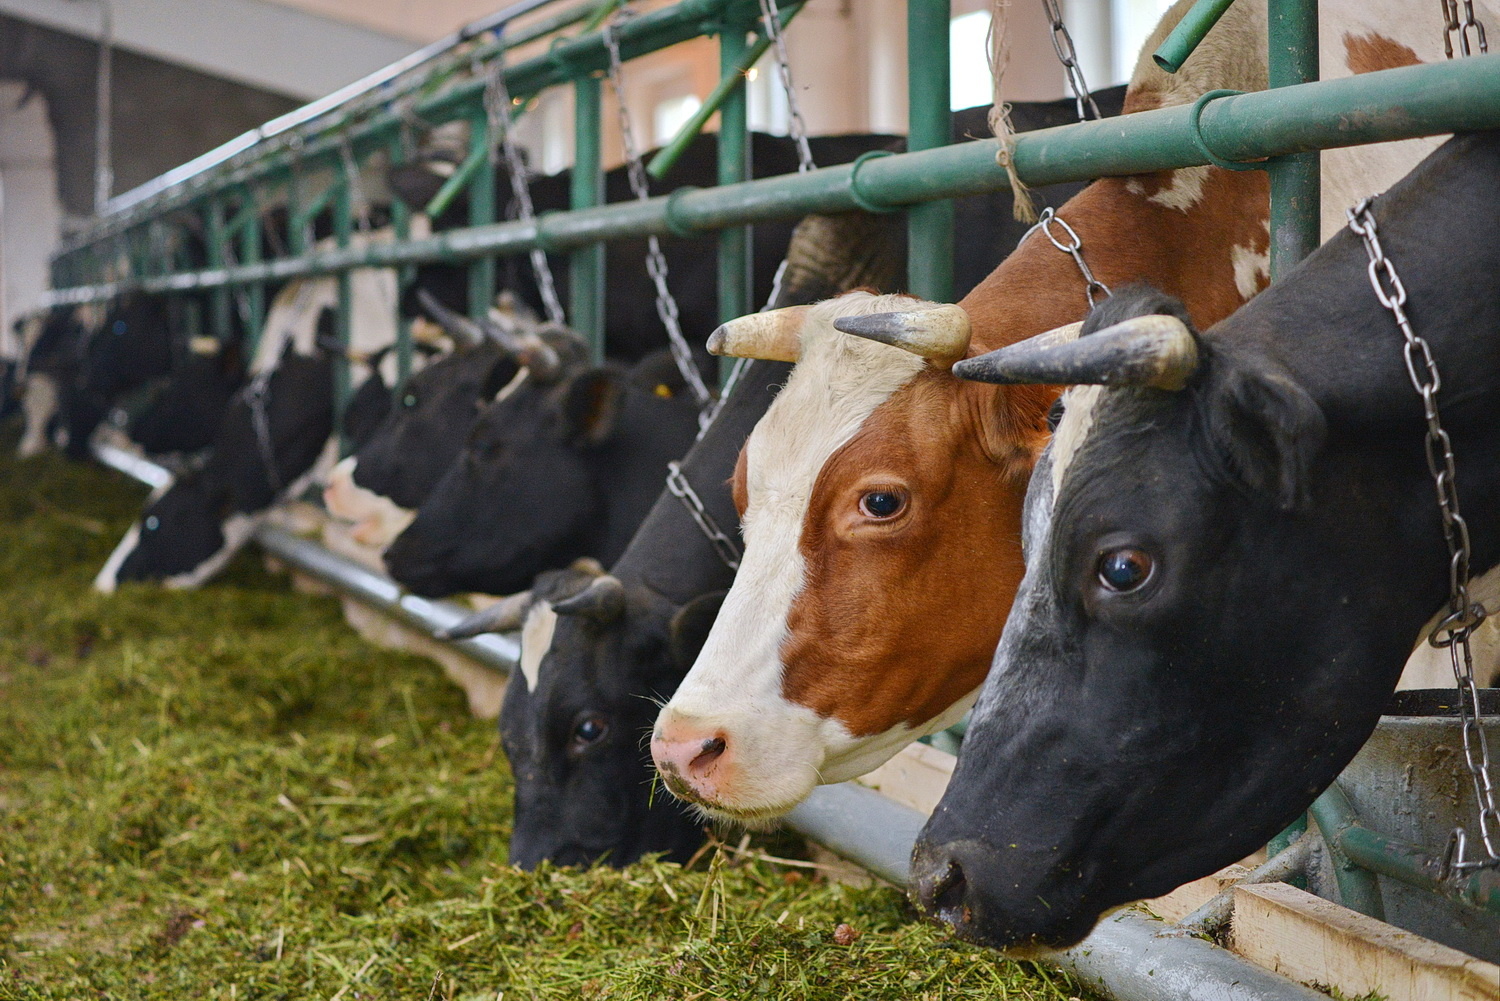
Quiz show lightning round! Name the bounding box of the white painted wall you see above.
[0,83,62,350]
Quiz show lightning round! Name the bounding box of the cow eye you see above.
[568,715,608,756]
[144,515,160,532]
[858,489,906,520]
[402,393,418,408]
[1097,547,1153,592]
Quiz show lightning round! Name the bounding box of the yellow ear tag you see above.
[654,383,673,399]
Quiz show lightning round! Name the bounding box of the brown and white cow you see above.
[650,0,1480,823]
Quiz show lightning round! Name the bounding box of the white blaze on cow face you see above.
[652,292,951,822]
[519,601,557,693]
[323,456,417,549]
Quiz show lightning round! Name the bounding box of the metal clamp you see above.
[1187,90,1261,172]
[663,186,701,239]
[847,150,898,214]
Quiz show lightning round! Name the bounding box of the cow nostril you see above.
[923,858,970,926]
[689,736,727,774]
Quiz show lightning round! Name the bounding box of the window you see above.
[950,9,994,111]
[1112,0,1179,82]
[653,94,703,147]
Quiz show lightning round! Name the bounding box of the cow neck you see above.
[587,387,702,570]
[614,361,789,606]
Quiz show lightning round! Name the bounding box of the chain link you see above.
[481,48,567,327]
[1041,0,1101,121]
[1024,207,1110,308]
[666,460,741,570]
[757,0,814,173]
[1442,0,1489,58]
[602,11,714,417]
[1347,198,1499,875]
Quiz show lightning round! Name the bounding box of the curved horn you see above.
[832,304,971,366]
[952,314,1199,390]
[706,305,810,362]
[551,574,626,623]
[416,288,485,348]
[436,590,533,640]
[479,316,563,382]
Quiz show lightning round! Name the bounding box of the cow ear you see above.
[1198,351,1326,511]
[481,354,522,401]
[669,591,727,669]
[560,369,625,446]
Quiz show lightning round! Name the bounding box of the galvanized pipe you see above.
[46,55,1500,306]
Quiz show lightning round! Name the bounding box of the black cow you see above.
[126,333,247,455]
[322,294,589,551]
[61,292,175,458]
[912,131,1500,951]
[445,359,791,868]
[384,349,702,598]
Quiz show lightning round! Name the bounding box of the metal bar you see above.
[906,0,954,301]
[389,134,415,393]
[1266,0,1320,280]
[467,110,498,321]
[59,0,757,251]
[1153,0,1239,73]
[206,196,231,341]
[44,56,1500,305]
[571,74,606,357]
[1306,783,1388,919]
[333,166,354,446]
[424,145,490,221]
[238,187,265,345]
[716,10,753,339]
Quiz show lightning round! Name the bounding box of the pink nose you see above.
[651,720,731,804]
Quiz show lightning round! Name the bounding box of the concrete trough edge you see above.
[93,441,1327,1001]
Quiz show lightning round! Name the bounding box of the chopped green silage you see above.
[0,435,1096,1001]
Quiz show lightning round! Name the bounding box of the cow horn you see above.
[437,590,533,640]
[706,306,810,362]
[416,289,486,347]
[952,314,1199,390]
[832,304,972,366]
[480,318,562,381]
[551,574,626,623]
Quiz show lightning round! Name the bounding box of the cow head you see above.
[907,269,1459,950]
[66,293,174,457]
[650,291,1051,823]
[128,335,246,455]
[384,351,698,598]
[450,564,718,868]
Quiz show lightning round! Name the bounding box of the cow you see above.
[94,263,400,592]
[908,129,1500,951]
[60,292,175,459]
[648,0,1472,823]
[125,331,247,456]
[439,364,789,868]
[15,304,98,458]
[322,292,587,551]
[382,346,703,598]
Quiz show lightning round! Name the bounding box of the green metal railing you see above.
[45,0,1500,941]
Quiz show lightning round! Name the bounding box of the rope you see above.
[987,1,1038,223]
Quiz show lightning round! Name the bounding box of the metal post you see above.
[1307,783,1388,919]
[238,187,265,346]
[906,0,954,301]
[1267,0,1320,279]
[717,13,753,384]
[389,135,415,392]
[468,109,498,321]
[333,163,354,445]
[206,197,231,341]
[571,74,607,360]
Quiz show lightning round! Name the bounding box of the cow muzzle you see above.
[649,708,815,825]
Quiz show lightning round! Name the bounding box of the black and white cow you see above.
[95,267,400,591]
[443,359,791,868]
[125,329,248,456]
[15,304,96,458]
[911,131,1500,951]
[383,347,702,598]
[61,292,176,458]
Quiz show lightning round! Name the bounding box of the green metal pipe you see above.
[333,171,354,450]
[467,110,498,321]
[237,186,265,345]
[57,0,759,252]
[571,74,606,359]
[906,0,954,302]
[1153,0,1239,74]
[206,196,231,341]
[1307,783,1387,920]
[43,55,1500,304]
[716,11,752,334]
[1267,0,1320,280]
[647,1,806,182]
[389,134,415,393]
[423,144,489,221]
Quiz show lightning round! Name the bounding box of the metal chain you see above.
[757,0,814,173]
[245,368,283,494]
[1041,0,1101,121]
[1024,207,1110,308]
[481,48,567,326]
[1442,0,1489,58]
[666,461,740,570]
[602,12,714,415]
[1347,198,1499,874]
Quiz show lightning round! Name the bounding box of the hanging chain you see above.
[756,0,814,173]
[603,12,714,416]
[481,47,567,326]
[1041,0,1101,121]
[1025,207,1110,308]
[1442,0,1489,58]
[667,461,741,570]
[1347,198,1499,875]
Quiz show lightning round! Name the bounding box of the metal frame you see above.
[53,0,1500,992]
